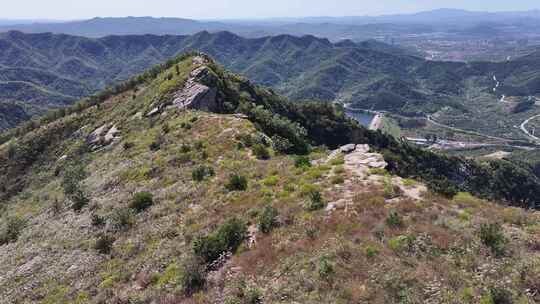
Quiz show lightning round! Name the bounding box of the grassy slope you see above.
[0,56,539,304]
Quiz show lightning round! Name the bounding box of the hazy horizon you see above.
[2,1,540,20]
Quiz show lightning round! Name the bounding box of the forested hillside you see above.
[2,30,540,136]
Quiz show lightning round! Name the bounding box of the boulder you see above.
[87,124,109,145]
[104,125,119,142]
[87,124,121,150]
[339,144,356,153]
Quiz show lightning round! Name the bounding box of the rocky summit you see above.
[0,54,539,304]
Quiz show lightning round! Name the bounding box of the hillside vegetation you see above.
[4,30,540,142]
[0,54,540,303]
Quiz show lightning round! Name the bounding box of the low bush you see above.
[258,205,278,234]
[94,234,115,254]
[192,165,215,182]
[149,135,164,151]
[123,142,134,150]
[365,246,379,258]
[386,210,404,228]
[129,192,154,213]
[305,190,324,211]
[294,155,311,168]
[0,216,26,245]
[331,175,345,184]
[225,174,248,192]
[262,175,279,187]
[179,144,192,153]
[194,140,205,151]
[181,256,207,295]
[486,286,513,304]
[193,217,247,264]
[479,223,508,256]
[180,122,192,130]
[252,144,270,160]
[110,208,136,231]
[272,135,293,154]
[318,256,334,280]
[71,190,89,212]
[91,214,106,227]
[426,178,458,198]
[388,235,411,252]
[245,288,263,304]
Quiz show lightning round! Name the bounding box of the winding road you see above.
[520,114,540,142]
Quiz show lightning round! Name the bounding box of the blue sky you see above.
[2,0,540,20]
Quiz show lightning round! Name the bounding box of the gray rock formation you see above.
[87,124,121,151]
[172,65,219,112]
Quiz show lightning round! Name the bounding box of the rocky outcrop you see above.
[343,144,387,173]
[87,124,121,151]
[172,60,220,112]
[325,144,425,213]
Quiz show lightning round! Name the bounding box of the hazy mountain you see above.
[0,16,263,37]
[3,9,540,39]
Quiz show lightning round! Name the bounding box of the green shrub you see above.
[484,286,513,304]
[261,175,279,187]
[272,135,293,154]
[388,235,410,252]
[70,190,89,212]
[331,175,345,184]
[149,141,161,151]
[479,223,508,256]
[94,234,114,254]
[386,210,404,228]
[194,140,205,151]
[0,216,26,245]
[193,217,247,264]
[91,214,106,227]
[110,208,136,231]
[179,144,192,153]
[294,155,311,168]
[129,192,154,213]
[181,256,206,295]
[258,205,278,234]
[329,155,345,166]
[252,144,270,160]
[225,174,248,192]
[161,123,170,134]
[123,142,134,150]
[62,163,87,196]
[245,288,263,304]
[365,246,379,258]
[426,178,458,198]
[305,190,324,211]
[318,256,334,280]
[192,165,215,182]
[180,122,192,130]
[368,168,387,176]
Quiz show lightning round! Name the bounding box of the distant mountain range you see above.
[2,30,540,134]
[2,9,540,39]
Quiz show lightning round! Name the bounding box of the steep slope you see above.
[1,54,540,304]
